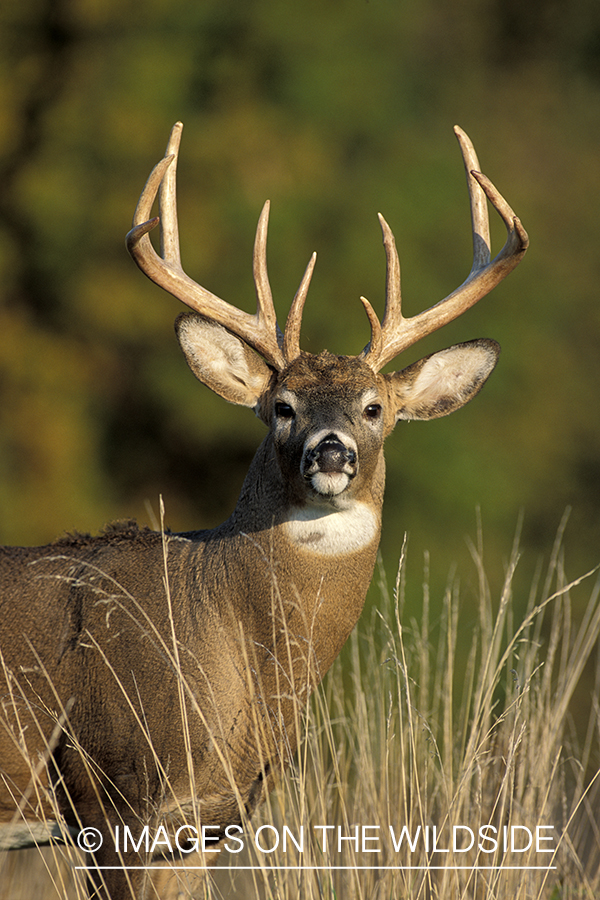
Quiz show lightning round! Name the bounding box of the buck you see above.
[0,123,527,899]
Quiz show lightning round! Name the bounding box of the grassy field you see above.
[1,521,599,899]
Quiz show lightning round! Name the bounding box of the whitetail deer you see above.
[0,124,527,899]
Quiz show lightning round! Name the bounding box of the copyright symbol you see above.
[77,827,103,852]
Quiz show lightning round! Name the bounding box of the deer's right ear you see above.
[175,313,273,408]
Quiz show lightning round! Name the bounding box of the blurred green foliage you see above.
[1,0,599,613]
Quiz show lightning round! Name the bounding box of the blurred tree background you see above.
[1,0,599,618]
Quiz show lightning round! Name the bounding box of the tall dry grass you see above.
[1,519,599,900]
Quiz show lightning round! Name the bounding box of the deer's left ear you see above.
[382,339,500,422]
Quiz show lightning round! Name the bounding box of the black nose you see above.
[306,434,356,474]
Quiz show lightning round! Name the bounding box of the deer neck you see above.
[215,434,384,676]
[231,433,384,548]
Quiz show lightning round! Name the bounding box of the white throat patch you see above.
[283,502,379,556]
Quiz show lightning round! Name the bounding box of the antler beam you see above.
[126,122,315,370]
[361,125,529,371]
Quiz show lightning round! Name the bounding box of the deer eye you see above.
[275,401,295,419]
[364,403,382,421]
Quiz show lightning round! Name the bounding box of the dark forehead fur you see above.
[278,350,377,396]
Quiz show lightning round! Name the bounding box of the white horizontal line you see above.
[75,865,557,872]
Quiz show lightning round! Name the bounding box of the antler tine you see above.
[252,200,285,351]
[282,252,317,362]
[379,212,402,321]
[362,125,529,372]
[455,126,491,274]
[126,123,286,370]
[158,121,182,267]
[360,213,402,363]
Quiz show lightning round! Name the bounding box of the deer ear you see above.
[383,339,500,422]
[175,313,273,408]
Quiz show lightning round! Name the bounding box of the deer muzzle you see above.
[302,432,358,497]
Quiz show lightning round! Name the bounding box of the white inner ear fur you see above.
[397,343,496,420]
[183,321,253,382]
[413,345,488,395]
[177,316,271,408]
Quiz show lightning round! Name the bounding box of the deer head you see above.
[126,122,527,533]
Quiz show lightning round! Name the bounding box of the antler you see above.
[361,125,529,372]
[126,122,314,370]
